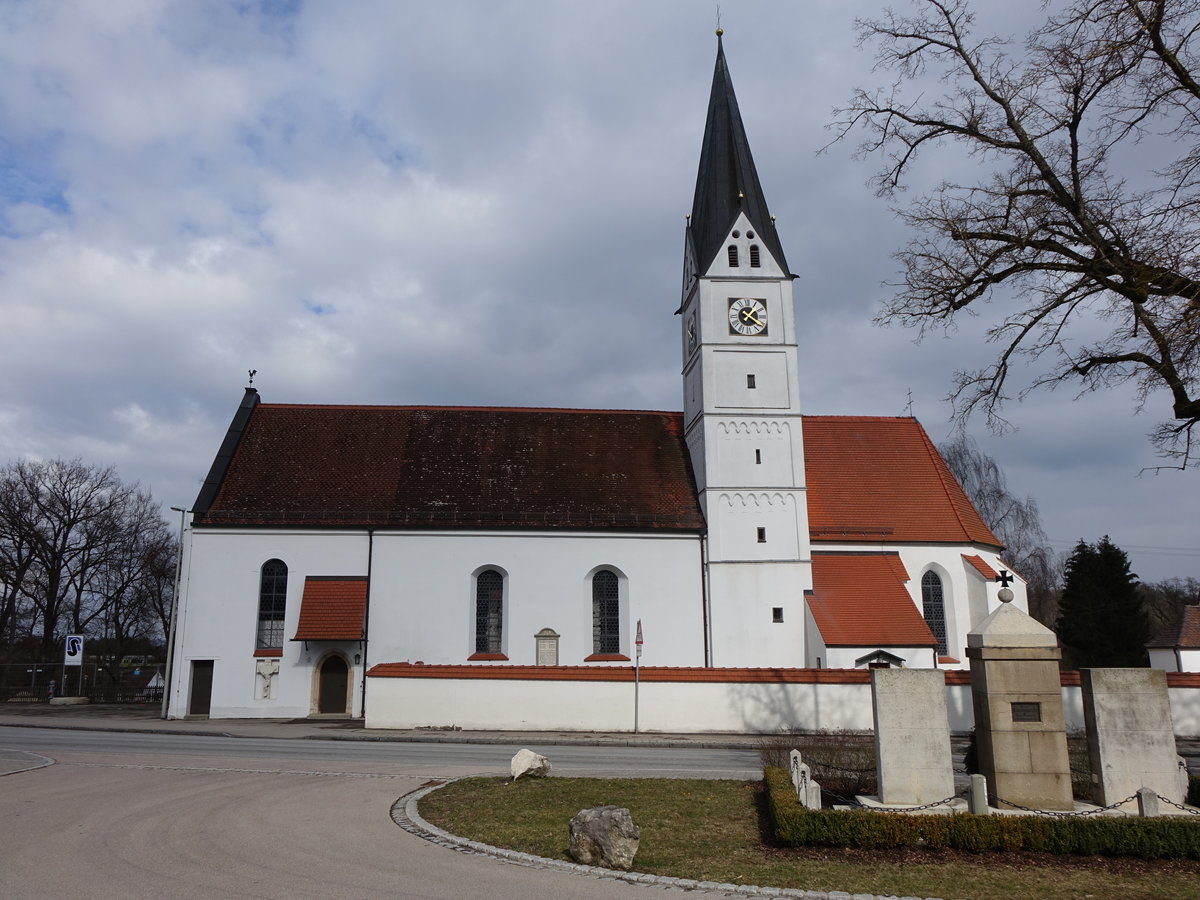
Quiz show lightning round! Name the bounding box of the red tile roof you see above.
[194,397,996,548]
[806,553,936,648]
[962,554,998,579]
[196,403,704,531]
[803,417,999,547]
[293,577,367,641]
[1148,605,1200,650]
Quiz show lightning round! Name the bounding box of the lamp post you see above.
[160,506,189,719]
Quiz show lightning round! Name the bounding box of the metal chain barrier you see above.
[992,793,1141,818]
[1159,796,1200,815]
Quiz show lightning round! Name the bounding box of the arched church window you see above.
[592,569,620,654]
[257,559,287,650]
[475,569,504,654]
[727,245,739,267]
[921,570,947,656]
[749,244,761,267]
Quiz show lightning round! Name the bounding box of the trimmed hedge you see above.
[764,767,1200,859]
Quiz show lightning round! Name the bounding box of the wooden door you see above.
[318,656,348,714]
[189,660,213,716]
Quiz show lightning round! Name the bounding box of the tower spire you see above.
[688,34,790,277]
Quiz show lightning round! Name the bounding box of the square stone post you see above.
[966,600,1073,811]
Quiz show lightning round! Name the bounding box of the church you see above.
[165,36,1026,727]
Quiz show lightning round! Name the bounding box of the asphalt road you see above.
[0,726,763,778]
[0,728,765,900]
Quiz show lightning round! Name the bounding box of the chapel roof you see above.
[193,394,704,531]
[1147,605,1200,650]
[806,552,936,648]
[688,34,790,277]
[803,416,1000,547]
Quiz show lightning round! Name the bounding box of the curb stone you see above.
[392,778,954,900]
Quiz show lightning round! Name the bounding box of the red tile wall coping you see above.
[365,663,1200,688]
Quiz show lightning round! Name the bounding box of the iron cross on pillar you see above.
[994,569,1015,603]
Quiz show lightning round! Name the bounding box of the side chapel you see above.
[167,35,1025,724]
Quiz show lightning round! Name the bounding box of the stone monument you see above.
[1081,667,1184,806]
[966,580,1073,811]
[871,667,955,805]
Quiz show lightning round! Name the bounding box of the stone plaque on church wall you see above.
[535,628,560,666]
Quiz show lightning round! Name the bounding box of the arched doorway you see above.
[317,655,349,714]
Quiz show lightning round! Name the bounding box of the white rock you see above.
[510,748,551,780]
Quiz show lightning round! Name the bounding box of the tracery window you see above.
[921,570,947,656]
[475,569,504,654]
[257,559,288,650]
[592,569,620,654]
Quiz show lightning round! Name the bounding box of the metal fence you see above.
[0,662,158,704]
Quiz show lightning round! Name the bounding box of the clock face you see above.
[728,298,768,336]
[687,313,698,353]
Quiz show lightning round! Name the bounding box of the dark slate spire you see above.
[688,33,791,276]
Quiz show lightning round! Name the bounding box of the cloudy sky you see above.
[1,0,1195,582]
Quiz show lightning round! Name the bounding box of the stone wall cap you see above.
[967,601,1058,649]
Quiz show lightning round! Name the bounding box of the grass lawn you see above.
[417,776,1200,900]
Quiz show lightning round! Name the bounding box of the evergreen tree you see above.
[1056,536,1148,668]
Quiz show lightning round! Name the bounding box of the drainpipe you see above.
[160,506,190,719]
[359,528,374,719]
[701,533,712,667]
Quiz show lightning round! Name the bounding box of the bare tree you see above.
[1140,575,1200,637]
[0,459,173,655]
[939,434,1061,623]
[836,0,1200,467]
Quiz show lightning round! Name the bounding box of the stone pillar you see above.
[1081,668,1183,805]
[871,668,954,805]
[966,600,1073,811]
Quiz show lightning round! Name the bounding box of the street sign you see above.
[63,635,84,667]
[635,620,643,645]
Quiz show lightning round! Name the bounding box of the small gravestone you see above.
[789,749,821,809]
[568,805,640,870]
[510,748,551,780]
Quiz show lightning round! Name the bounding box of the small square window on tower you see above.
[747,374,756,389]
[755,448,762,464]
[772,607,784,623]
[756,527,766,543]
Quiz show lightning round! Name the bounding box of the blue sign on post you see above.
[64,635,84,667]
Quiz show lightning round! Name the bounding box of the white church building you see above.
[166,37,1026,729]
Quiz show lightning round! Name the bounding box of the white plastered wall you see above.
[169,527,369,719]
[366,530,705,668]
[366,674,1200,736]
[170,526,706,718]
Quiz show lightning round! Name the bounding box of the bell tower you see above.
[680,32,812,666]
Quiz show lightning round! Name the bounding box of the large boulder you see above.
[510,748,551,780]
[568,805,640,870]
